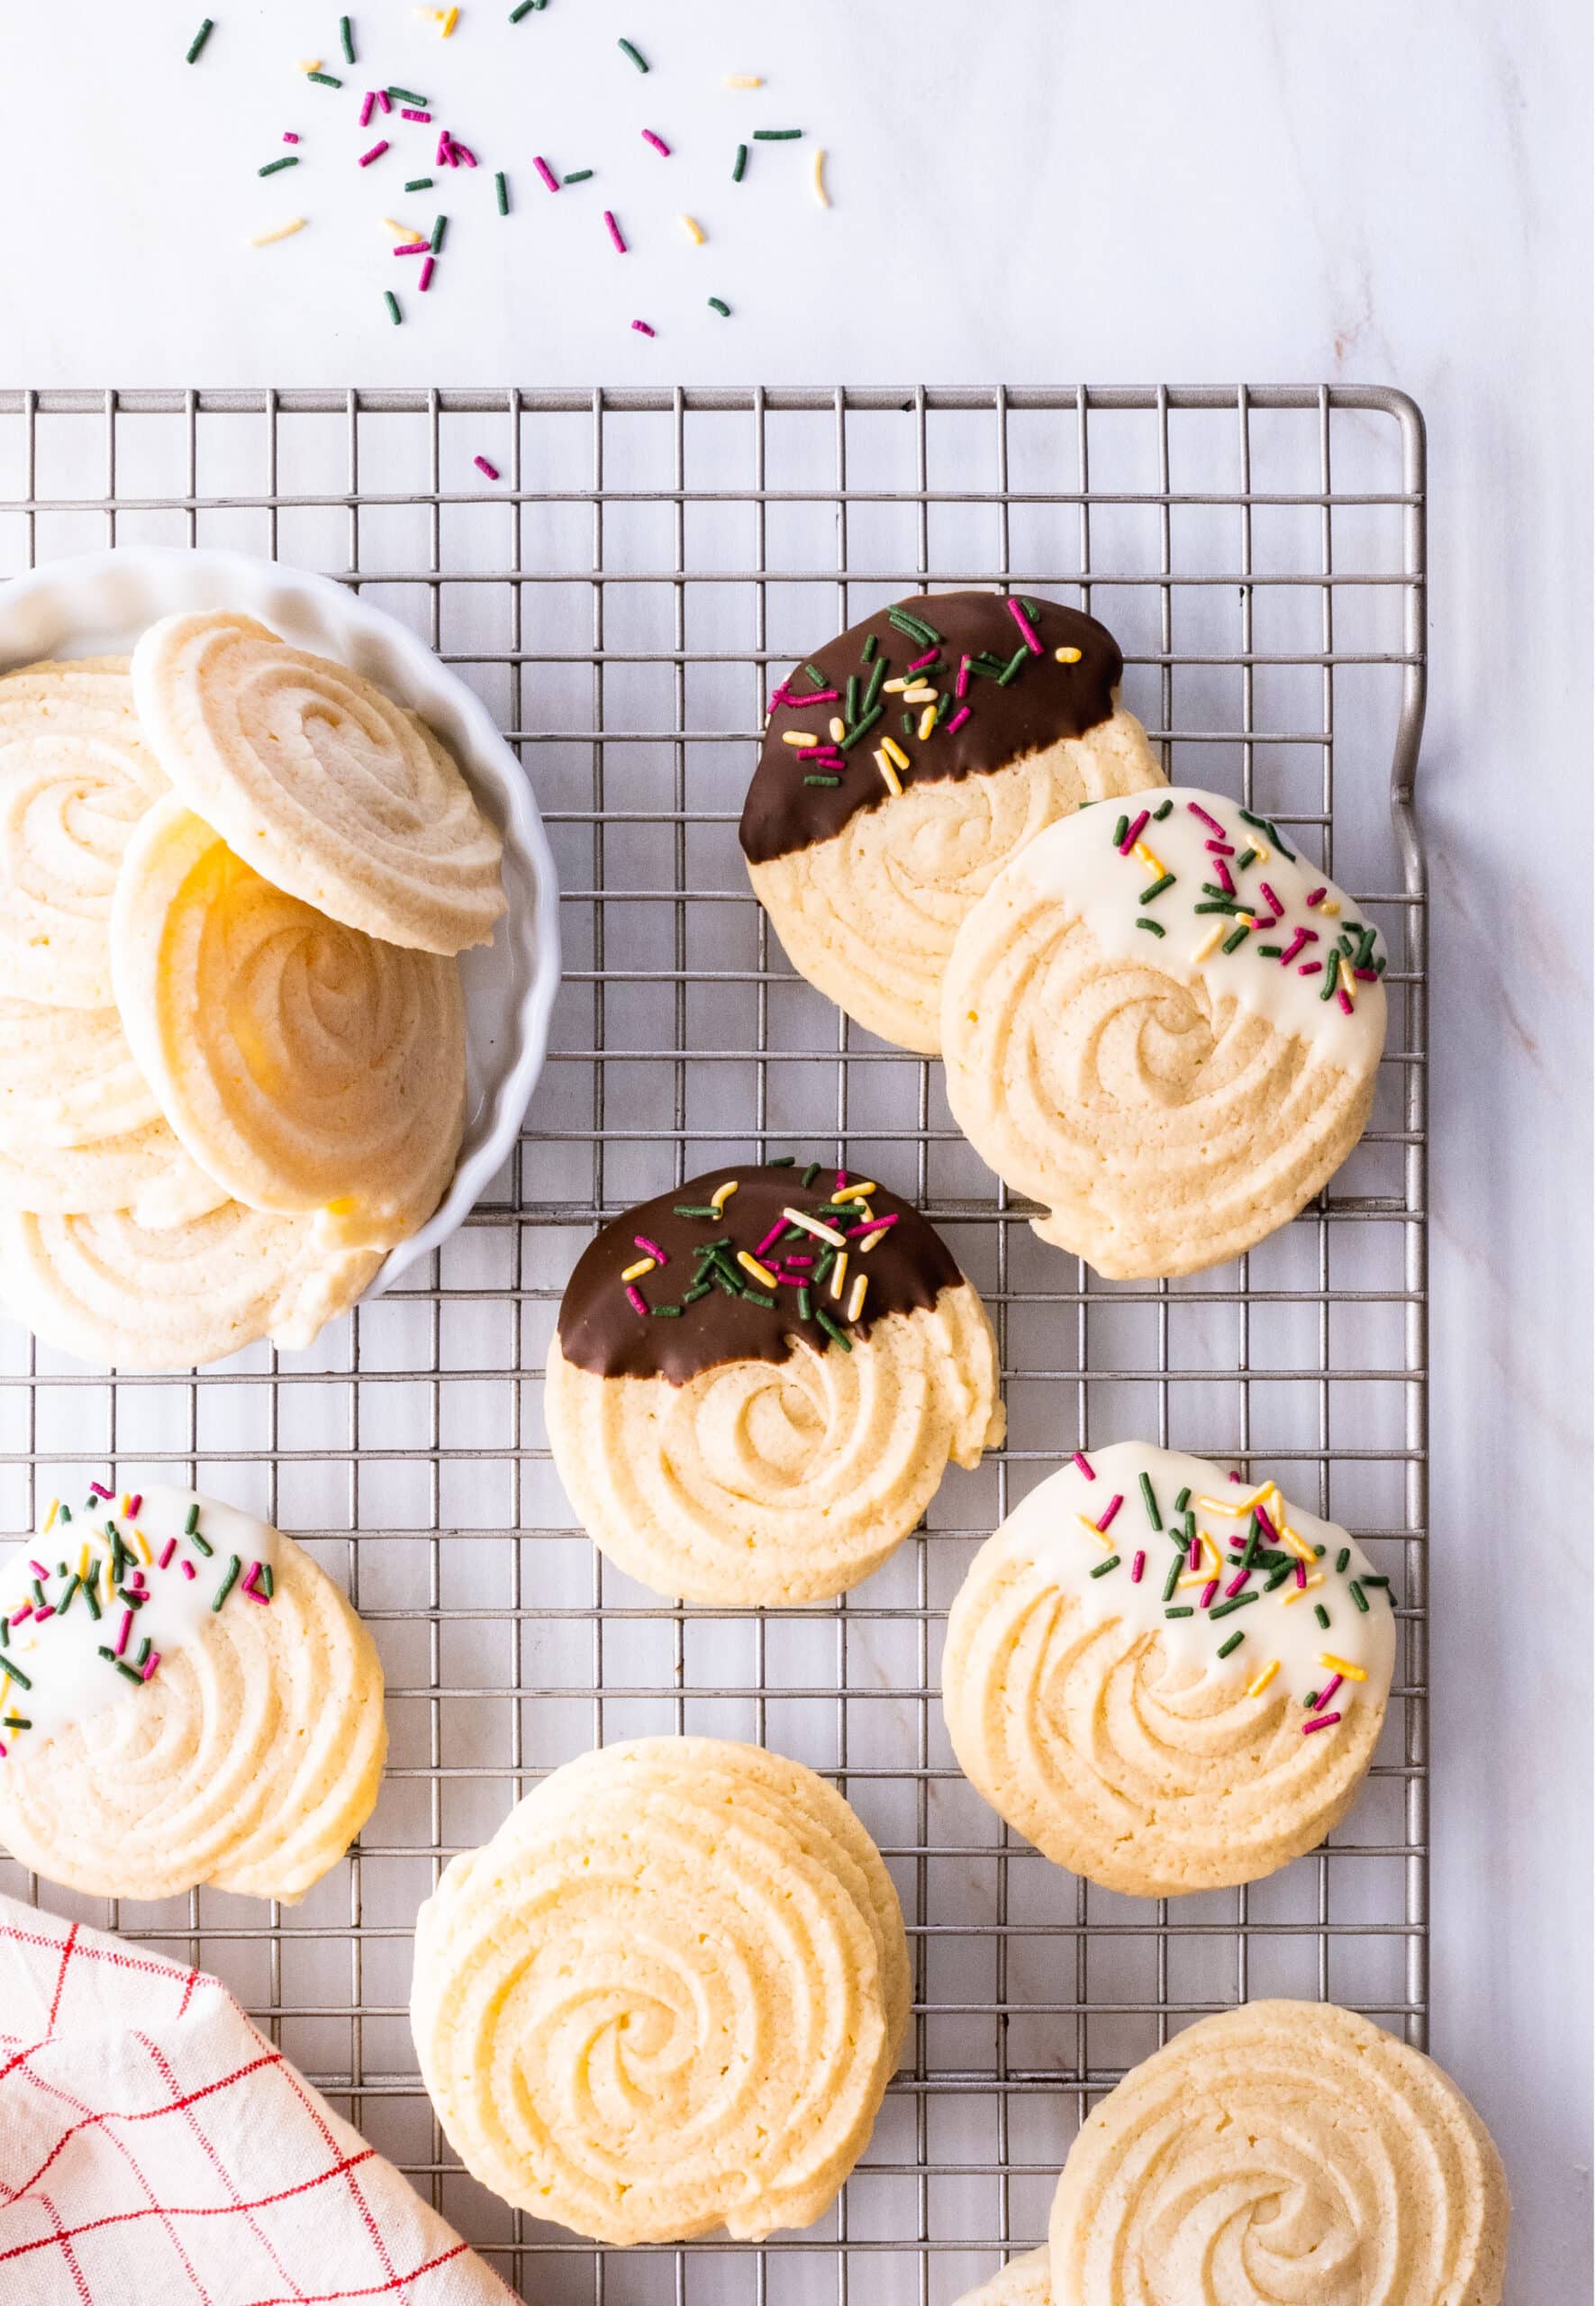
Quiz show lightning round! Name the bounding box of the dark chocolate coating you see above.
[557,1161,966,1384]
[739,592,1122,867]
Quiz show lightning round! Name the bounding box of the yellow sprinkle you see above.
[902,685,937,704]
[1177,1569,1211,1588]
[783,730,820,748]
[829,1249,848,1301]
[812,148,830,208]
[1197,1486,1270,1516]
[829,715,845,742]
[383,218,421,240]
[848,1181,878,1195]
[1077,1512,1116,1551]
[1318,1652,1368,1681]
[679,213,706,246]
[847,1272,867,1322]
[296,58,322,71]
[1280,1572,1326,1607]
[1201,1531,1223,1575]
[77,1543,90,1579]
[1055,646,1083,663]
[875,749,903,797]
[723,74,764,87]
[737,1250,779,1290]
[710,1179,738,1211]
[1281,1529,1317,1564]
[42,1499,59,1536]
[1250,840,1273,865]
[1338,957,1356,1000]
[860,1224,888,1251]
[1191,922,1226,965]
[121,1493,131,1517]
[250,218,307,247]
[1319,896,1341,918]
[440,4,459,32]
[132,1525,151,1565]
[882,735,911,771]
[621,1256,657,1283]
[882,676,911,694]
[1132,843,1167,879]
[918,705,939,742]
[1246,1658,1281,1698]
[782,1207,846,1248]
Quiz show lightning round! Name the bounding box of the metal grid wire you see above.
[0,384,1427,2303]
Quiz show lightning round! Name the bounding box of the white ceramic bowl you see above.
[0,546,561,1303]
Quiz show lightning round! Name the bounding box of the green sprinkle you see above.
[1313,1602,1331,1630]
[1161,1554,1183,1603]
[258,156,299,177]
[56,1575,79,1618]
[1165,1605,1195,1620]
[1139,873,1175,903]
[1174,1486,1191,1512]
[185,1505,201,1535]
[384,290,402,325]
[1235,846,1258,870]
[995,646,1030,685]
[1350,1580,1370,1611]
[863,655,887,709]
[260,1564,275,1602]
[3,1718,29,1731]
[213,1556,243,1611]
[306,69,342,86]
[681,1282,712,1303]
[1238,806,1296,859]
[804,662,828,688]
[113,1660,145,1686]
[1020,596,1041,617]
[902,711,914,738]
[1319,954,1339,999]
[1265,1562,1295,1592]
[741,1288,775,1309]
[618,36,648,71]
[672,1203,719,1217]
[494,171,509,214]
[936,689,952,722]
[1313,1543,1327,1557]
[1138,1473,1161,1530]
[840,702,884,749]
[1335,1547,1350,1573]
[59,1503,71,1523]
[753,128,803,141]
[801,1161,821,1185]
[1216,1630,1246,1660]
[1221,924,1251,954]
[340,14,355,62]
[186,18,214,63]
[804,773,840,785]
[2,1661,30,1691]
[842,675,859,722]
[563,168,594,184]
[1090,1554,1121,1578]
[650,1304,681,1317]
[405,177,435,192]
[136,1636,152,1669]
[1113,814,1129,846]
[83,1579,101,1621]
[1256,944,1283,958]
[815,1307,852,1352]
[1137,918,1166,938]
[1361,1574,1392,1588]
[1304,1690,1320,1709]
[887,606,941,645]
[1153,798,1174,820]
[732,143,748,182]
[1193,899,1247,916]
[431,213,447,250]
[708,295,731,316]
[862,633,878,663]
[1209,1591,1259,1621]
[798,1286,812,1320]
[510,0,536,16]
[386,85,428,102]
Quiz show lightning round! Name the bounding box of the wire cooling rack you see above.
[0,384,1427,2303]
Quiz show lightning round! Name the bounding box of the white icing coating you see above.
[0,1484,277,1750]
[1012,785,1387,1064]
[1005,1441,1395,1707]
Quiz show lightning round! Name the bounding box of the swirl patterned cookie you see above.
[112,796,467,1252]
[0,1483,386,1902]
[740,594,1164,1054]
[411,1736,909,2244]
[1049,2000,1508,2305]
[941,788,1387,1276]
[941,1442,1396,1896]
[545,1158,1003,1604]
[131,611,505,954]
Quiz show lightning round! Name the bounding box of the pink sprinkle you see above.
[785,1253,814,1267]
[32,1606,54,1624]
[848,1214,898,1239]
[114,1608,132,1657]
[89,1483,113,1500]
[0,1742,7,1760]
[1188,801,1228,836]
[1200,1578,1220,1611]
[1337,989,1354,1014]
[1097,1493,1123,1532]
[625,1284,648,1316]
[641,129,671,156]
[474,455,501,480]
[944,705,972,735]
[775,1273,805,1287]
[631,320,656,336]
[1130,1551,1146,1584]
[1354,967,1380,982]
[158,1539,177,1571]
[756,1221,785,1259]
[907,649,939,673]
[357,140,389,167]
[604,209,628,253]
[1213,859,1237,896]
[1188,1537,1202,1571]
[1317,1672,1344,1710]
[634,1234,668,1264]
[1257,881,1284,919]
[532,154,560,192]
[1295,1559,1308,1589]
[393,241,431,255]
[375,89,391,113]
[1229,1473,1243,1485]
[1118,810,1150,857]
[126,1494,141,1518]
[283,132,300,143]
[1298,962,1320,976]
[837,1170,848,1190]
[956,655,972,699]
[1005,595,1044,655]
[402,108,431,123]
[1204,838,1237,857]
[181,1559,196,1581]
[781,687,841,709]
[9,1604,30,1628]
[448,137,477,168]
[141,1650,162,1680]
[1305,885,1327,908]
[1072,1451,1094,1480]
[436,132,453,166]
[1254,1507,1280,1544]
[1278,928,1310,967]
[358,90,375,128]
[1224,1569,1250,1599]
[418,257,435,291]
[1302,1711,1342,1736]
[27,1561,47,1580]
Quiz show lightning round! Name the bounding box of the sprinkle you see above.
[847,1272,868,1322]
[1191,923,1226,964]
[1302,1711,1342,1736]
[710,1179,739,1212]
[732,142,749,181]
[603,209,628,253]
[784,731,821,749]
[359,89,376,128]
[1210,1590,1258,1622]
[474,455,501,481]
[1161,1555,1183,1603]
[1077,1513,1115,1552]
[1361,1574,1392,1588]
[258,155,300,177]
[996,646,1029,685]
[1350,1580,1370,1612]
[1316,1672,1344,1709]
[829,1249,848,1300]
[1216,1630,1247,1660]
[812,149,830,206]
[492,170,510,214]
[306,69,342,86]
[1005,596,1044,656]
[1280,1572,1326,1607]
[181,1560,196,1581]
[250,218,307,246]
[736,1250,779,1289]
[114,1608,132,1657]
[621,1257,656,1282]
[917,705,939,742]
[1139,872,1175,903]
[186,17,216,61]
[875,749,903,796]
[1090,1555,1121,1580]
[1165,1605,1195,1621]
[388,82,429,100]
[358,140,390,167]
[157,1539,177,1572]
[384,289,403,323]
[510,0,536,15]
[1305,885,1327,908]
[708,295,732,316]
[532,155,561,193]
[1246,1658,1281,1698]
[1136,918,1166,938]
[618,37,648,70]
[1200,1578,1220,1610]
[418,257,435,290]
[624,1284,648,1316]
[642,130,671,157]
[1055,645,1083,663]
[783,1209,847,1248]
[754,128,803,140]
[1225,1569,1251,1599]
[440,5,458,32]
[1130,1551,1146,1584]
[1318,1652,1366,1681]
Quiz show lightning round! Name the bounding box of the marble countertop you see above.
[8,0,1592,2287]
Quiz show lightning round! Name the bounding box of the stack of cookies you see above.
[0,612,504,1367]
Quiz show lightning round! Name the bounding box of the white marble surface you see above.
[8,0,1593,2289]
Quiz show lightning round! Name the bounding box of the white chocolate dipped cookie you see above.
[941,1443,1396,1897]
[131,611,505,954]
[112,796,467,1252]
[0,995,225,1228]
[0,657,168,1010]
[741,594,1164,1054]
[0,1483,385,1902]
[0,1198,382,1367]
[411,1735,909,2244]
[941,788,1387,1276]
[1048,2000,1509,2305]
[545,1158,1003,1605]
